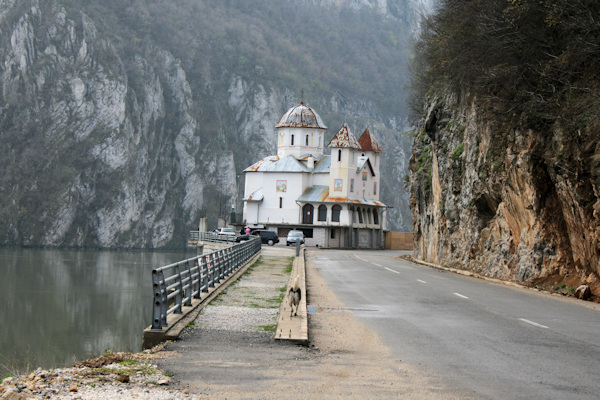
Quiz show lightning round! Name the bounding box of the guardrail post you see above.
[174,264,183,314]
[184,260,193,306]
[220,249,225,278]
[222,248,229,276]
[193,257,202,299]
[219,249,225,281]
[152,269,169,329]
[233,245,239,271]
[151,270,164,330]
[206,253,215,287]
[202,255,209,293]
[213,251,220,284]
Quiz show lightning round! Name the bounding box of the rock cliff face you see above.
[0,0,415,248]
[410,93,600,296]
[0,0,231,247]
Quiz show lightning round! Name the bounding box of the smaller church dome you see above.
[275,103,327,129]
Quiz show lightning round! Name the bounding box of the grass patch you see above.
[266,294,284,305]
[257,324,276,332]
[209,291,227,305]
[552,282,576,295]
[285,257,294,274]
[186,320,198,328]
[119,360,138,367]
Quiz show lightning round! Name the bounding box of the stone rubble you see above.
[0,351,199,400]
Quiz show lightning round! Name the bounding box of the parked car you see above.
[286,230,305,246]
[235,234,251,242]
[251,230,279,246]
[216,227,236,236]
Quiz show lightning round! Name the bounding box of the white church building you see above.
[242,102,387,248]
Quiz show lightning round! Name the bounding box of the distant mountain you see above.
[0,0,425,248]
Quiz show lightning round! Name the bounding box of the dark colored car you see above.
[235,234,251,242]
[251,230,279,246]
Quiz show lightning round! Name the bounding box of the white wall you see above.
[329,147,355,198]
[248,171,304,225]
[277,127,325,158]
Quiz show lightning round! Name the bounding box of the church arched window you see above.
[291,134,295,146]
[318,205,327,221]
[305,135,309,146]
[331,205,341,222]
[302,204,314,224]
[338,149,341,162]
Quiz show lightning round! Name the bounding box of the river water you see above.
[0,247,193,377]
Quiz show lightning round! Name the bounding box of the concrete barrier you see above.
[275,246,308,343]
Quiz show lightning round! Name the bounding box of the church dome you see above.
[275,103,327,129]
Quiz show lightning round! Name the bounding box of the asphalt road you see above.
[309,249,600,399]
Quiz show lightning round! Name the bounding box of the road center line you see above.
[453,293,469,299]
[384,267,399,274]
[519,318,549,329]
[355,255,365,261]
[417,279,427,283]
[372,263,382,267]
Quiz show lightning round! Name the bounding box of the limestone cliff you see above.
[0,0,416,248]
[410,93,600,297]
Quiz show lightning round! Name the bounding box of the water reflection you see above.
[0,248,192,376]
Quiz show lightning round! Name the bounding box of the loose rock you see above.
[574,285,591,300]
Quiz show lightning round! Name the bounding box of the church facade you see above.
[242,103,387,248]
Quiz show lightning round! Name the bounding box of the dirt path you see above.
[156,248,462,399]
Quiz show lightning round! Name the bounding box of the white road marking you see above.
[519,318,549,329]
[355,255,365,261]
[453,293,469,299]
[417,279,427,284]
[372,263,382,267]
[384,267,399,274]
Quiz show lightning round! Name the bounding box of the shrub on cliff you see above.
[410,0,600,183]
[411,0,599,126]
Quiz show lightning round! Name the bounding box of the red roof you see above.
[358,128,383,153]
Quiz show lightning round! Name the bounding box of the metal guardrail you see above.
[151,234,261,330]
[189,231,239,243]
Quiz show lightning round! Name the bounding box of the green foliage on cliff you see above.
[412,0,600,130]
[451,144,464,162]
[411,0,600,184]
